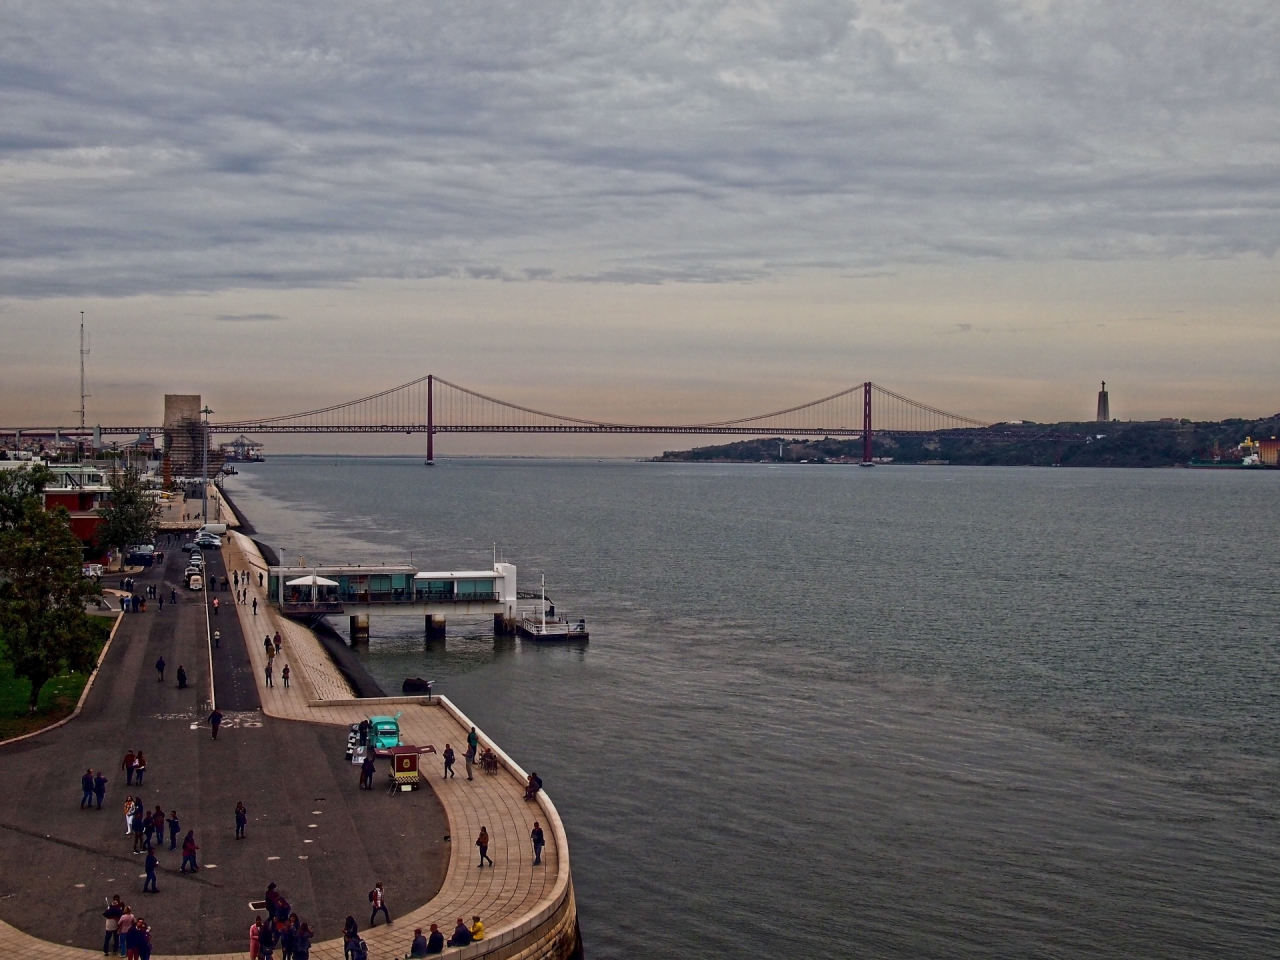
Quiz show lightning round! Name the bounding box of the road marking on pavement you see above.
[304,839,313,843]
[267,856,280,860]
[308,824,318,828]
[311,810,322,815]
[74,884,85,888]
[298,856,308,860]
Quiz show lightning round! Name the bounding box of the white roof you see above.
[286,574,339,586]
[413,570,500,580]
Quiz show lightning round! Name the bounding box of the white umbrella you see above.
[286,574,339,586]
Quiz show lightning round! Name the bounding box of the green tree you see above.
[0,468,102,711]
[0,463,53,529]
[96,464,160,558]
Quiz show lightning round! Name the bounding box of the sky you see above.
[2,0,1277,454]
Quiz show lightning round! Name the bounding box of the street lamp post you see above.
[200,405,213,525]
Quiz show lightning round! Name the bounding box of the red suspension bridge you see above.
[4,376,1005,463]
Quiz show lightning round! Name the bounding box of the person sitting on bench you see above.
[524,771,543,801]
[446,919,472,947]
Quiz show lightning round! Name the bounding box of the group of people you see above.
[120,749,148,786]
[262,632,290,687]
[121,795,200,884]
[102,895,151,959]
[405,916,485,955]
[249,883,314,960]
[154,657,188,689]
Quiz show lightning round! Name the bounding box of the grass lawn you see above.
[0,614,116,741]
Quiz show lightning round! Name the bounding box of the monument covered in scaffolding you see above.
[1096,382,1110,422]
[163,394,224,480]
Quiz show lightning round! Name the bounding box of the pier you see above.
[268,563,520,638]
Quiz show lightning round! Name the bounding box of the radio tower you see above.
[78,311,90,429]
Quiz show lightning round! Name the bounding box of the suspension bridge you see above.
[4,376,1005,463]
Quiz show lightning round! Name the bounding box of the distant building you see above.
[163,394,223,479]
[1096,382,1110,422]
[1258,438,1278,466]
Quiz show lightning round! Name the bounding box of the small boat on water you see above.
[516,575,589,641]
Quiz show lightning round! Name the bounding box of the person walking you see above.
[465,726,480,779]
[124,796,135,836]
[157,594,163,612]
[281,664,290,688]
[342,917,359,960]
[208,708,223,740]
[213,629,221,648]
[82,768,96,809]
[134,752,147,786]
[235,802,248,839]
[530,821,545,865]
[180,831,198,872]
[176,665,187,690]
[155,657,165,682]
[252,597,258,616]
[212,596,219,616]
[122,750,137,787]
[359,753,375,790]
[264,662,273,687]
[167,811,180,849]
[170,588,177,605]
[476,827,493,867]
[103,896,124,955]
[368,882,390,927]
[143,850,159,893]
[442,744,454,778]
[94,770,108,809]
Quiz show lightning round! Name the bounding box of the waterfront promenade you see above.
[0,533,576,960]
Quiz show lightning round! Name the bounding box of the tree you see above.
[96,464,160,558]
[0,463,53,529]
[0,468,102,710]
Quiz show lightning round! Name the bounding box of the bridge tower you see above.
[425,374,434,465]
[862,381,873,463]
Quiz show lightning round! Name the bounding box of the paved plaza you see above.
[0,532,571,959]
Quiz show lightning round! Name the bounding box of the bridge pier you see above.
[494,613,517,636]
[426,615,446,641]
[349,614,369,644]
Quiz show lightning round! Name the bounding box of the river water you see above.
[224,459,1280,959]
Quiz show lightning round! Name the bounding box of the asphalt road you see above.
[0,544,448,954]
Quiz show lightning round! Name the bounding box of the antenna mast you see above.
[78,311,90,429]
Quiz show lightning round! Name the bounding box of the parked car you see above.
[184,565,202,581]
[197,523,228,536]
[188,574,203,590]
[194,537,221,550]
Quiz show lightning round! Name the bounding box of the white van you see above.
[188,574,203,591]
[198,523,228,536]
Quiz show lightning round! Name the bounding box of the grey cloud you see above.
[0,0,1277,298]
[216,313,285,322]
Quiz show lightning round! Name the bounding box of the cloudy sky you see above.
[2,0,1277,452]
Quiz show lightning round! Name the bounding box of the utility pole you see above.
[200,405,213,524]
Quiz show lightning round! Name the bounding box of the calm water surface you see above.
[225,460,1280,959]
